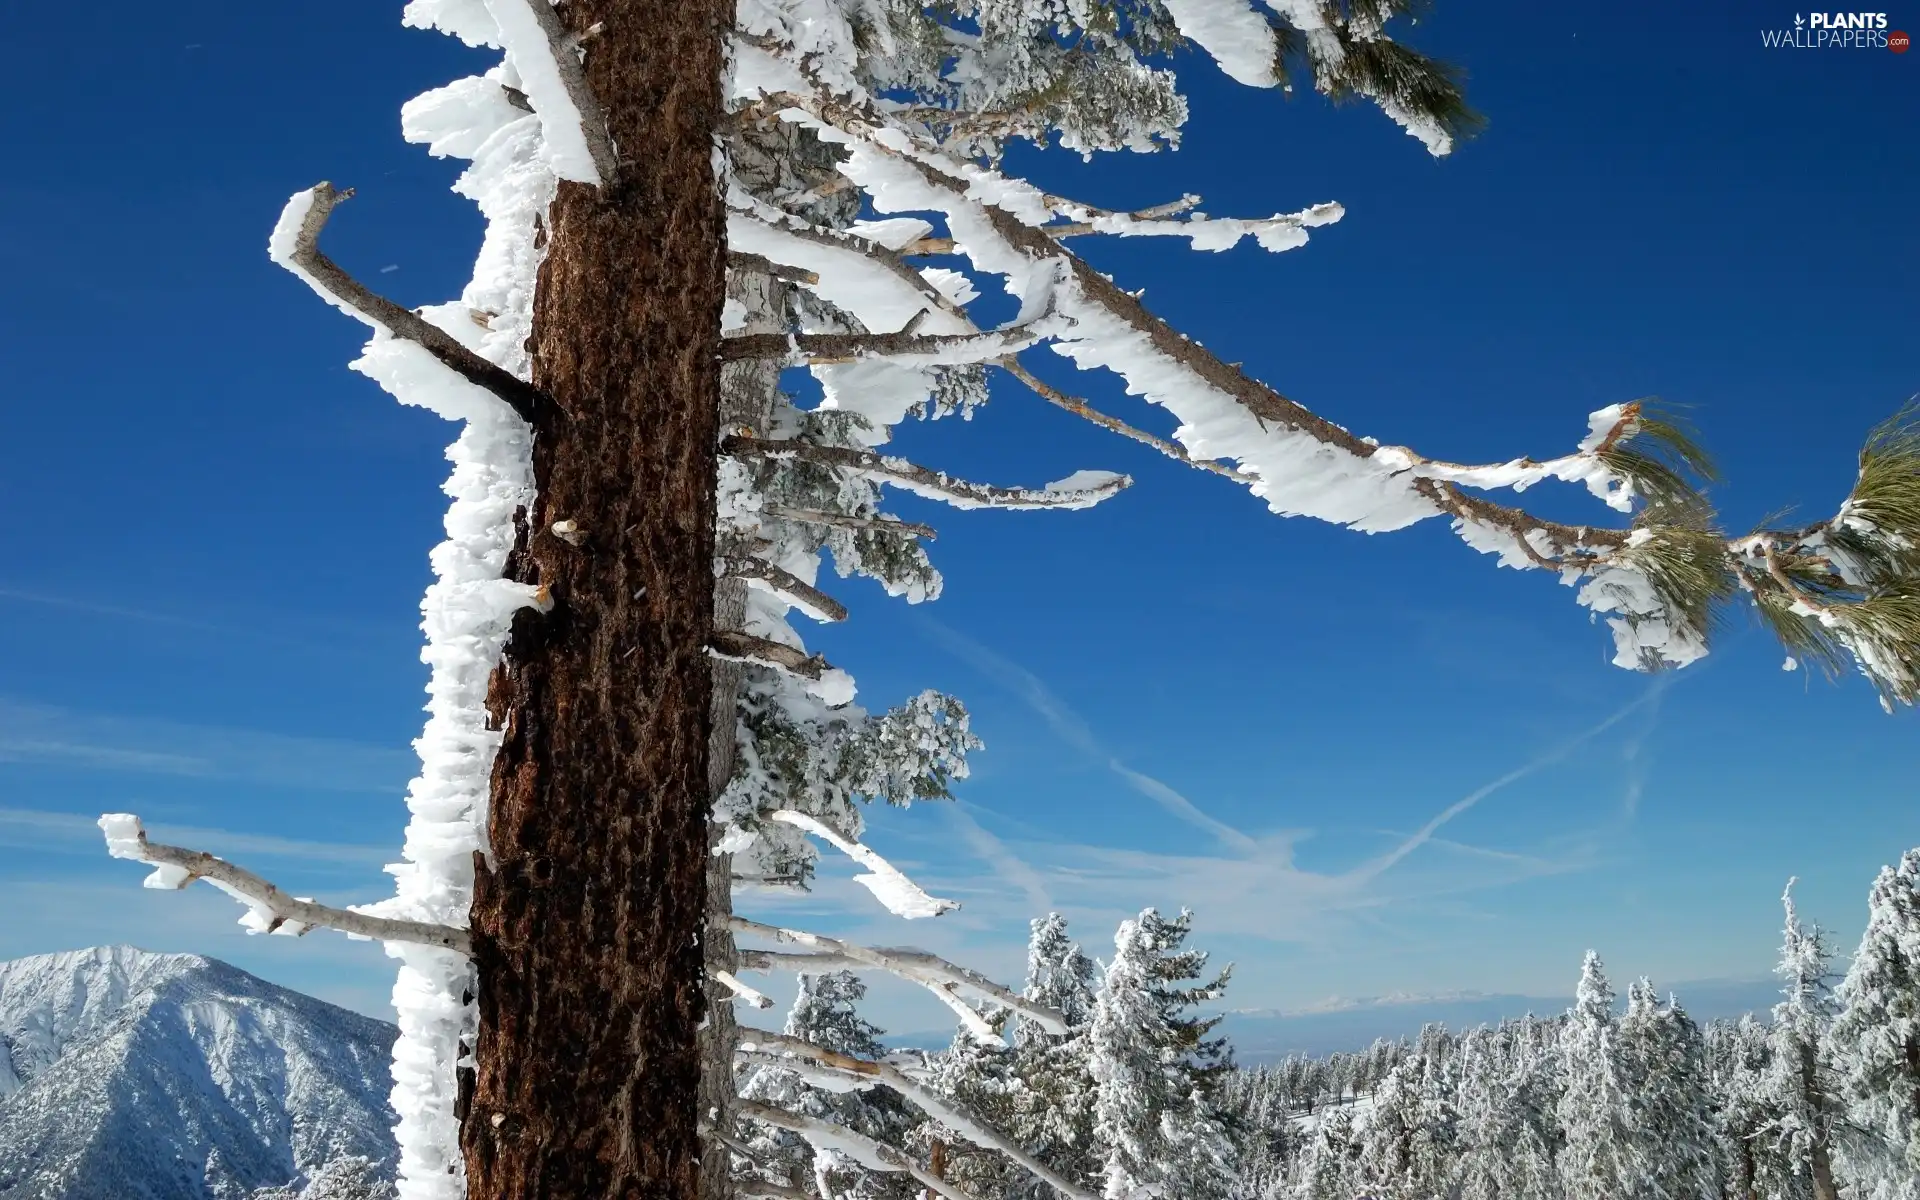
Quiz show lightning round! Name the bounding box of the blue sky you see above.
[0,0,1913,1034]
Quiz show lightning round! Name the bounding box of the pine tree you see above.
[1706,1015,1785,1200]
[1758,880,1845,1200]
[1831,849,1920,1199]
[741,972,918,1200]
[1456,1025,1558,1200]
[1296,1106,1361,1200]
[1089,909,1236,1200]
[1352,1048,1455,1199]
[1617,980,1720,1199]
[1558,952,1637,1200]
[1008,915,1101,1199]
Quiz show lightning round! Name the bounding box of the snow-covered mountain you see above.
[0,946,397,1199]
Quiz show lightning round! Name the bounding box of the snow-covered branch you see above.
[761,506,937,542]
[768,810,956,919]
[721,436,1129,512]
[729,916,1069,1035]
[737,1032,1102,1200]
[267,182,557,427]
[729,250,822,285]
[479,0,618,184]
[96,815,472,954]
[735,1099,982,1200]
[711,630,839,685]
[721,555,850,623]
[715,968,776,1010]
[997,358,1251,483]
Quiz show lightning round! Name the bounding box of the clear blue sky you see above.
[0,0,1912,1032]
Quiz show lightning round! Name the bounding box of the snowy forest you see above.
[728,870,1920,1200]
[73,0,1917,1199]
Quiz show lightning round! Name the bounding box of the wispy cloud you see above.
[898,622,1660,953]
[1343,680,1668,887]
[920,619,1257,853]
[0,698,413,794]
[938,801,1053,915]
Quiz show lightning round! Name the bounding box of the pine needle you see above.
[1623,500,1738,650]
[1598,401,1719,511]
[1837,400,1920,581]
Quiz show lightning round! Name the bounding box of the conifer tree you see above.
[1831,850,1920,1198]
[1758,881,1845,1200]
[1706,1015,1784,1200]
[1352,1049,1455,1199]
[1089,909,1236,1200]
[1296,1106,1361,1200]
[1456,1025,1558,1200]
[1008,915,1101,1200]
[1617,981,1720,1199]
[1558,953,1637,1200]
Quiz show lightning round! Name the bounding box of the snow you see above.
[265,32,559,1200]
[0,947,397,1198]
[475,0,604,185]
[768,810,957,919]
[1161,0,1281,87]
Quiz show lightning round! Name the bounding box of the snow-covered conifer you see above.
[1455,1026,1557,1200]
[1557,952,1637,1200]
[1007,914,1100,1199]
[1754,880,1845,1200]
[1617,980,1720,1199]
[1831,850,1920,1198]
[1089,909,1235,1200]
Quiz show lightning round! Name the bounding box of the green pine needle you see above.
[1837,400,1920,580]
[1598,401,1719,512]
[1622,502,1738,650]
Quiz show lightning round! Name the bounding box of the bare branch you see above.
[720,322,1049,367]
[721,555,850,623]
[998,358,1252,483]
[736,1099,983,1200]
[269,183,558,426]
[737,1181,812,1200]
[729,916,1069,1035]
[710,630,832,681]
[763,506,938,541]
[900,237,958,257]
[721,436,1129,512]
[97,814,471,954]
[737,1033,1102,1200]
[729,250,822,285]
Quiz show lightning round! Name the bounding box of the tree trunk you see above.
[463,1,730,1194]
[698,259,788,1200]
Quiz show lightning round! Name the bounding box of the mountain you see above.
[0,946,398,1200]
[1221,976,1786,1061]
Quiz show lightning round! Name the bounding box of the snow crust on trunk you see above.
[290,35,556,1198]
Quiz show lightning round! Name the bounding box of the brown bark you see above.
[699,260,787,1200]
[463,1,730,1195]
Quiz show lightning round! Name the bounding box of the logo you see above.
[1763,10,1902,46]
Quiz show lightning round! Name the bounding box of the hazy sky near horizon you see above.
[0,0,1913,1030]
